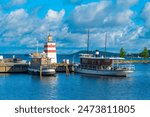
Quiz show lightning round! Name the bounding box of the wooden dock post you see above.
[65,64,69,77]
[40,66,42,77]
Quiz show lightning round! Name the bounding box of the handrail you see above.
[113,64,135,70]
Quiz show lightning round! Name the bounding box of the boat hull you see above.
[28,68,56,76]
[75,68,134,77]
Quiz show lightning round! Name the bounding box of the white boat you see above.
[28,67,55,76]
[75,54,135,77]
[75,31,135,77]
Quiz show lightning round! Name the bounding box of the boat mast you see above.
[36,40,38,53]
[104,33,107,58]
[87,29,90,54]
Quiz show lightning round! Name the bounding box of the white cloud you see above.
[117,0,138,8]
[69,1,110,28]
[0,0,148,54]
[65,0,82,4]
[142,2,150,27]
[68,1,134,30]
[115,10,133,25]
[45,9,65,23]
[11,0,26,6]
[7,9,28,24]
[0,0,27,11]
[65,0,145,53]
[0,8,66,53]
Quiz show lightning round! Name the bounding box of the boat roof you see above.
[29,52,47,59]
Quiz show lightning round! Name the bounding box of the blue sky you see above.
[0,0,150,54]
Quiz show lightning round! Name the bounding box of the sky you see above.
[0,0,150,54]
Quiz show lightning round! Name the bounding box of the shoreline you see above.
[116,60,150,64]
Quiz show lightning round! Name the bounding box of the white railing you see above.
[113,64,135,71]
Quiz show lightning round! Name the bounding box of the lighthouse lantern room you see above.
[44,34,57,63]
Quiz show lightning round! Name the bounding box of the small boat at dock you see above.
[28,53,56,76]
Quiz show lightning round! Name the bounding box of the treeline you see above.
[120,47,149,58]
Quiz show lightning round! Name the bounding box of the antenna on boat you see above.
[87,29,90,54]
[104,32,107,58]
[36,40,39,53]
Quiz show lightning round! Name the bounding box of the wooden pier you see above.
[0,62,29,73]
[55,63,74,72]
[0,62,74,73]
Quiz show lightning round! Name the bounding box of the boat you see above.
[75,53,135,77]
[74,31,135,77]
[28,52,56,76]
[28,34,57,76]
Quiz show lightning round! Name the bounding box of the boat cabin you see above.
[80,55,113,70]
[30,53,52,69]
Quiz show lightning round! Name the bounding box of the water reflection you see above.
[31,75,58,99]
[31,75,58,86]
[0,73,10,78]
[81,74,129,80]
[78,74,135,100]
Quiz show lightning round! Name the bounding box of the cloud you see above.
[0,0,27,11]
[139,2,150,48]
[7,9,28,24]
[45,9,65,23]
[10,0,27,6]
[65,0,83,5]
[68,1,134,31]
[0,8,66,54]
[117,0,138,8]
[64,0,145,53]
[141,2,150,27]
[0,0,148,54]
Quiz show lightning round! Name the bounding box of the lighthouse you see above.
[44,34,57,63]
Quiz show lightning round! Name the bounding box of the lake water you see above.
[0,55,150,100]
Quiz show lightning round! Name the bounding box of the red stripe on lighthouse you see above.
[44,50,56,53]
[44,45,56,48]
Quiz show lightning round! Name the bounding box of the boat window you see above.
[81,59,88,64]
[98,60,101,65]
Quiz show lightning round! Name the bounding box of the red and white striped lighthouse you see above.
[44,35,57,63]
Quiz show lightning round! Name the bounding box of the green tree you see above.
[120,48,126,58]
[140,47,149,59]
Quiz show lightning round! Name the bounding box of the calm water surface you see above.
[0,63,150,100]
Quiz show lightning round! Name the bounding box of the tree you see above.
[120,48,126,58]
[140,47,149,59]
